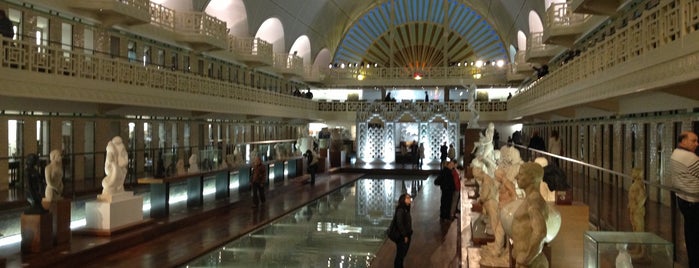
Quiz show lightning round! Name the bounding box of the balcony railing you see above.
[317,100,507,113]
[273,53,304,76]
[0,37,316,111]
[229,37,274,66]
[149,2,175,30]
[174,11,228,50]
[511,0,699,113]
[322,65,508,81]
[547,3,591,28]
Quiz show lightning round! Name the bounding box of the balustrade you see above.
[512,0,699,115]
[149,2,175,30]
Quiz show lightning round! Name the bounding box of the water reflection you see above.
[186,177,424,268]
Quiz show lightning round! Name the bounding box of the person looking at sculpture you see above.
[671,131,699,268]
[388,193,412,268]
[440,142,448,164]
[547,130,562,166]
[251,156,267,208]
[418,143,425,168]
[512,162,548,268]
[410,140,419,169]
[304,149,319,185]
[44,149,64,201]
[528,131,545,160]
[437,161,457,221]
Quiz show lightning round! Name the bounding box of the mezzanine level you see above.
[510,0,699,120]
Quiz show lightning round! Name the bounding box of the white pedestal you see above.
[85,192,143,230]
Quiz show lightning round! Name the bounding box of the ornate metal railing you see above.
[318,100,507,113]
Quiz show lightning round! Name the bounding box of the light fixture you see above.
[357,74,365,80]
[475,60,484,68]
[340,63,346,68]
[496,60,505,67]
[473,73,482,79]
[413,72,422,80]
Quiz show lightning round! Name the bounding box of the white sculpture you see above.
[188,154,199,173]
[533,157,556,202]
[511,162,549,268]
[467,85,480,129]
[628,168,646,232]
[471,123,497,176]
[98,136,128,201]
[44,149,64,201]
[615,243,634,268]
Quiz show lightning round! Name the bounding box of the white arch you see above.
[528,11,544,33]
[255,18,285,54]
[205,0,249,37]
[288,35,311,65]
[313,48,332,69]
[517,30,527,51]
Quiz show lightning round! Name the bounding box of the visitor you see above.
[251,156,266,208]
[671,131,699,268]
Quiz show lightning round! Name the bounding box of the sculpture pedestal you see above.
[20,213,53,253]
[41,199,71,245]
[84,192,143,235]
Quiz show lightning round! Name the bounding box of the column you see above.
[72,120,85,181]
[0,118,8,191]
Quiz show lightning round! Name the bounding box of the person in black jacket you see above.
[528,131,546,160]
[390,193,413,268]
[438,161,456,221]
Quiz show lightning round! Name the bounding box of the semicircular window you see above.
[334,0,507,68]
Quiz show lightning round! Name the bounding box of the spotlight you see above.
[496,60,505,67]
[328,64,333,69]
[475,60,484,68]
[340,63,346,68]
[413,72,422,80]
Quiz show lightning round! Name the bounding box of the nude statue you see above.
[495,168,516,206]
[511,162,549,268]
[44,149,64,201]
[628,168,646,233]
[99,136,128,201]
[188,154,199,173]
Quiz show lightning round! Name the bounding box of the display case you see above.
[584,231,673,268]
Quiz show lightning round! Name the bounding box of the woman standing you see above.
[548,130,562,166]
[390,193,413,268]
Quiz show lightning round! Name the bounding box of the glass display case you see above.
[584,231,673,268]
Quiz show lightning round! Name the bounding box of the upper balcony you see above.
[569,0,626,16]
[229,37,273,67]
[321,64,508,87]
[174,12,228,51]
[303,65,324,84]
[506,53,530,82]
[65,0,150,27]
[544,3,606,47]
[509,0,699,119]
[526,32,565,64]
[273,53,304,78]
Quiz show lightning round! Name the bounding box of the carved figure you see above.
[176,158,186,175]
[25,153,47,214]
[99,136,128,201]
[44,149,64,201]
[615,243,633,268]
[188,154,199,173]
[511,162,548,268]
[628,168,646,233]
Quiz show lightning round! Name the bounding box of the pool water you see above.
[185,176,424,268]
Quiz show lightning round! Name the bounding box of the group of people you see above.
[439,142,456,164]
[399,140,425,169]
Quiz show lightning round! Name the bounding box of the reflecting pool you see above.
[185,176,424,268]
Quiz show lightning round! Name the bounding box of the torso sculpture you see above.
[99,136,128,201]
[44,149,64,201]
[511,163,549,268]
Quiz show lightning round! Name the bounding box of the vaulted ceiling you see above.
[236,0,544,65]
